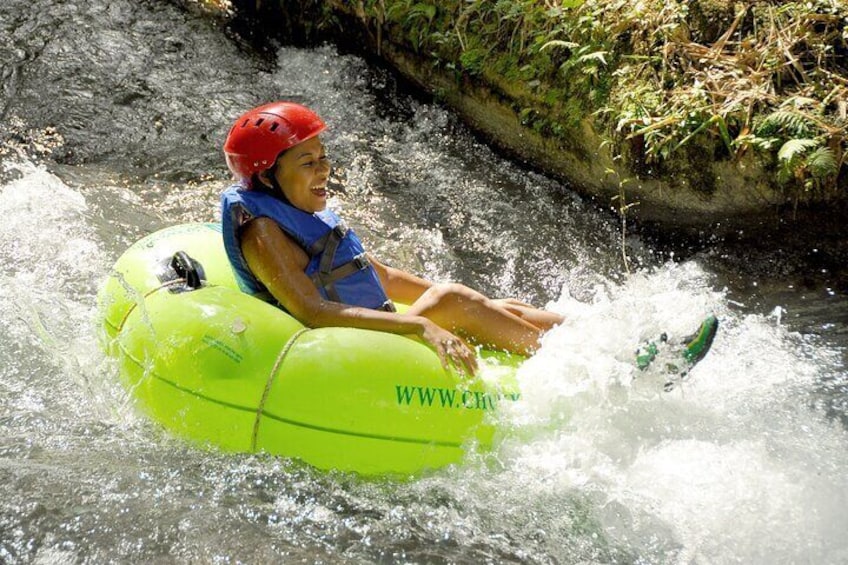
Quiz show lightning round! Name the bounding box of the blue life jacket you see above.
[221,185,395,311]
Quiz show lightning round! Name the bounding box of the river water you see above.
[1,1,847,563]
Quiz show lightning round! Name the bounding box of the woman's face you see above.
[266,136,330,213]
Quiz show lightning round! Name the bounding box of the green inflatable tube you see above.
[98,223,523,475]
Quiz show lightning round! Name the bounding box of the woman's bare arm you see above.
[240,217,477,373]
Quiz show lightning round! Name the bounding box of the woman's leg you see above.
[492,298,564,331]
[406,284,559,355]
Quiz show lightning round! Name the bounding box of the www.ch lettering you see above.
[395,385,520,411]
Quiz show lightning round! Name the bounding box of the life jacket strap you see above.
[308,220,349,256]
[316,222,344,300]
[312,252,371,301]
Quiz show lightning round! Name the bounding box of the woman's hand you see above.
[419,319,478,376]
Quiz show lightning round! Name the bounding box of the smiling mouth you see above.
[311,187,327,197]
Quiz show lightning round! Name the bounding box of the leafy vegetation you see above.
[340,0,846,197]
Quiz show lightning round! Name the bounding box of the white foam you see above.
[0,158,131,421]
[490,260,848,561]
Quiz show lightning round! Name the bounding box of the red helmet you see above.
[223,101,326,182]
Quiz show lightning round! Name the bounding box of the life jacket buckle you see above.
[351,253,370,270]
[332,221,348,239]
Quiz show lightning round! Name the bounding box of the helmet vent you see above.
[224,102,326,180]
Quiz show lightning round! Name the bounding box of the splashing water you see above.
[1,0,846,562]
[494,263,848,562]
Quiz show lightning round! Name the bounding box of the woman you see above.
[221,101,563,375]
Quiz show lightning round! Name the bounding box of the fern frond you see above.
[806,147,838,179]
[777,138,819,162]
[540,39,579,51]
[406,3,436,24]
[734,134,779,151]
[755,110,814,138]
[577,51,608,66]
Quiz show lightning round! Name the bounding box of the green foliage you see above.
[745,104,843,192]
[756,111,816,139]
[778,139,819,164]
[775,140,839,191]
[384,1,441,52]
[458,47,487,75]
[806,147,839,180]
[355,0,846,195]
